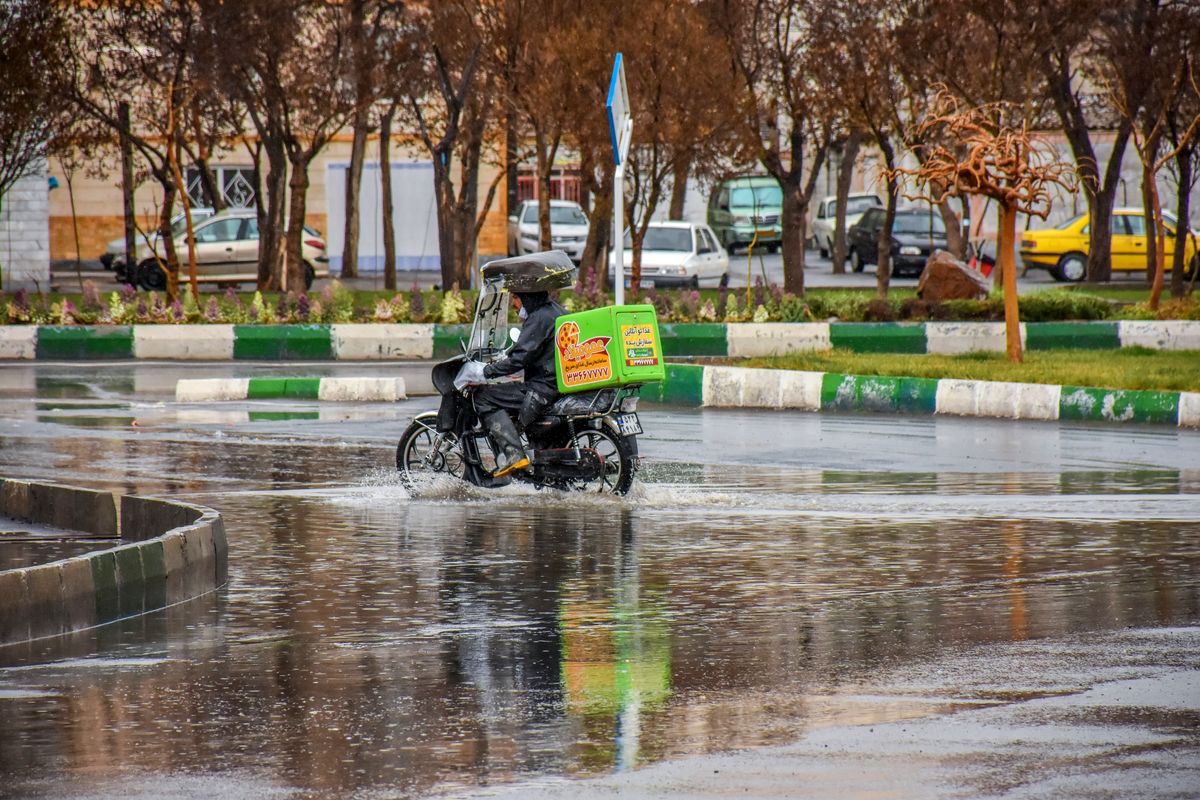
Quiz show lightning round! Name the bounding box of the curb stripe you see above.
[640,364,1197,428]
[176,376,405,402]
[6,321,1200,360]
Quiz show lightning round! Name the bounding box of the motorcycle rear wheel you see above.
[396,415,463,484]
[567,427,636,495]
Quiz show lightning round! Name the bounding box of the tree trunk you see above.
[998,203,1022,363]
[875,139,898,299]
[342,109,369,279]
[284,159,311,292]
[380,106,397,291]
[780,183,807,295]
[1171,144,1194,298]
[118,102,137,270]
[579,149,612,293]
[668,159,689,220]
[259,140,287,290]
[831,130,861,273]
[937,198,965,259]
[155,174,180,300]
[1147,174,1166,310]
[534,127,553,251]
[505,110,519,231]
[1086,189,1120,284]
[432,156,458,291]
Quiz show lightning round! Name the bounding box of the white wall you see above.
[325,161,441,273]
[0,160,51,291]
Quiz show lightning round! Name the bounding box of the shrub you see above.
[1018,291,1112,322]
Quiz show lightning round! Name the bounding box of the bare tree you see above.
[706,0,834,295]
[900,90,1076,362]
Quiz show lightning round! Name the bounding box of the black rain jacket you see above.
[482,293,566,398]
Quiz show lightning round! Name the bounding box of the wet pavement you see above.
[0,363,1198,799]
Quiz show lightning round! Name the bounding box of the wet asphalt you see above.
[0,362,1197,799]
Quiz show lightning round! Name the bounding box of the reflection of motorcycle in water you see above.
[396,251,652,496]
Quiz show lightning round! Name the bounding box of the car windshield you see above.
[626,227,693,252]
[521,205,587,225]
[730,185,782,208]
[846,197,879,215]
[1056,215,1084,230]
[893,213,946,235]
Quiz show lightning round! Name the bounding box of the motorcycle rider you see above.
[471,289,566,478]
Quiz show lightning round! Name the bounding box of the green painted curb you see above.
[659,323,728,357]
[820,373,939,413]
[247,377,321,399]
[233,325,333,359]
[639,364,703,406]
[248,410,320,421]
[36,326,134,359]
[90,551,118,622]
[1059,386,1179,424]
[433,324,472,359]
[1026,322,1119,351]
[829,323,927,354]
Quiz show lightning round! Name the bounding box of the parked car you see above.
[609,221,729,288]
[847,206,947,277]
[135,209,330,291]
[506,199,590,261]
[707,175,782,254]
[1019,208,1199,282]
[100,207,216,279]
[810,192,882,258]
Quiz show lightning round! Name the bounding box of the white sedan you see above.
[507,199,590,261]
[610,221,729,288]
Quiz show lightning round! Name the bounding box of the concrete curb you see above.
[4,320,1199,360]
[0,478,226,647]
[641,363,1199,428]
[175,376,406,402]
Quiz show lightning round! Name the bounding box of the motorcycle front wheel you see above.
[568,427,636,495]
[396,414,463,484]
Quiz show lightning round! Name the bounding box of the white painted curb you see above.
[935,379,1061,421]
[0,327,37,359]
[702,365,823,410]
[134,325,235,360]
[1117,321,1200,351]
[318,377,406,402]
[726,323,830,357]
[332,324,434,360]
[1175,392,1200,428]
[925,322,1025,354]
[176,378,250,402]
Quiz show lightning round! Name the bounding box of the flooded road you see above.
[1,363,1198,798]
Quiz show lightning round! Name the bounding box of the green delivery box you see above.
[554,304,666,394]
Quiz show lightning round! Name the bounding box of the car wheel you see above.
[688,275,700,289]
[304,261,316,290]
[850,248,865,273]
[818,243,829,259]
[137,259,167,291]
[767,243,779,254]
[1052,252,1086,282]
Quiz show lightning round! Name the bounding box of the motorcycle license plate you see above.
[615,413,642,436]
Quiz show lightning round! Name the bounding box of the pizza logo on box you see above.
[556,320,612,387]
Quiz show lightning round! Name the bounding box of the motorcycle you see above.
[396,251,646,495]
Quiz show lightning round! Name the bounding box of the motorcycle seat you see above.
[544,389,617,418]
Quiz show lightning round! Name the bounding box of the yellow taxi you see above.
[1019,208,1198,282]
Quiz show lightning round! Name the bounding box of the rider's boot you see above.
[483,411,529,478]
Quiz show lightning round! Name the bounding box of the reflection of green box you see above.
[554,305,665,394]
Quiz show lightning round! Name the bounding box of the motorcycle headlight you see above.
[899,245,921,256]
[621,396,638,412]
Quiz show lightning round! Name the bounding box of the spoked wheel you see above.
[567,427,636,495]
[396,414,463,484]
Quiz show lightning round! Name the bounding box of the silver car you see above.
[135,209,329,291]
[101,207,216,278]
[507,199,589,262]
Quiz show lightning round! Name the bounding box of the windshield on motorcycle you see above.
[468,279,512,358]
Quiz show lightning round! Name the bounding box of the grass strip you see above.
[736,347,1200,393]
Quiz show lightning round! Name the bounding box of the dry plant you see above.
[895,88,1076,362]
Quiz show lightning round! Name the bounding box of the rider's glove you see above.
[453,360,487,390]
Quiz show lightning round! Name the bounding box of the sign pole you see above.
[607,53,631,307]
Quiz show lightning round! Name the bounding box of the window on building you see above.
[185,166,257,209]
